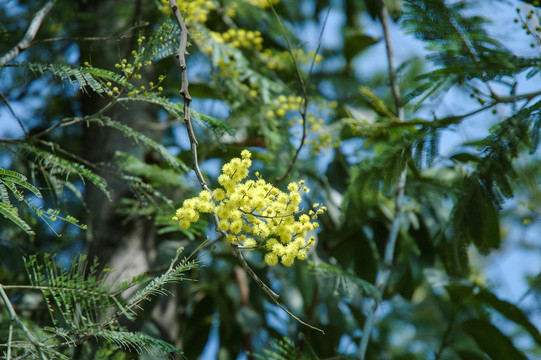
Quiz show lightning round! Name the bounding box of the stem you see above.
[0,91,28,137]
[7,321,13,360]
[380,7,402,120]
[0,284,48,360]
[358,2,406,358]
[266,1,309,185]
[434,305,456,360]
[0,0,57,66]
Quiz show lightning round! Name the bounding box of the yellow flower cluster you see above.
[266,95,303,118]
[262,48,323,70]
[126,74,166,97]
[245,0,279,8]
[209,29,264,50]
[264,96,339,154]
[172,150,326,266]
[235,81,261,98]
[308,131,339,155]
[114,57,146,79]
[514,7,541,48]
[159,0,215,24]
[215,59,238,77]
[308,115,340,154]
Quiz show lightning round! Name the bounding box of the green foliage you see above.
[0,201,34,235]
[94,330,182,357]
[93,116,189,172]
[403,0,510,81]
[138,18,181,62]
[24,254,129,327]
[0,248,201,357]
[20,62,133,94]
[20,143,111,201]
[252,336,312,360]
[311,262,381,302]
[461,319,527,360]
[2,0,541,359]
[117,93,234,137]
[0,167,41,235]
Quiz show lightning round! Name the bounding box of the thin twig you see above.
[0,284,48,360]
[380,5,402,120]
[358,2,407,358]
[434,304,456,360]
[308,6,331,80]
[7,320,13,360]
[267,1,310,185]
[231,245,279,300]
[0,91,28,137]
[0,0,57,66]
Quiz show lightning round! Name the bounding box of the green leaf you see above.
[474,289,541,347]
[453,183,500,255]
[359,86,400,122]
[310,262,381,301]
[456,350,488,360]
[0,183,9,203]
[461,319,527,360]
[0,167,42,198]
[93,117,189,172]
[24,254,130,326]
[449,152,480,164]
[252,336,309,360]
[139,18,180,62]
[466,186,500,253]
[0,178,24,201]
[115,151,183,190]
[117,94,233,136]
[95,330,182,356]
[20,62,132,94]
[0,202,34,236]
[344,31,379,62]
[21,144,111,201]
[448,284,541,347]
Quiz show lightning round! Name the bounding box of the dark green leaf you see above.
[456,350,488,360]
[461,319,527,360]
[344,31,379,62]
[475,289,541,347]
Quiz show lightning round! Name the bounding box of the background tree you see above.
[1,0,541,359]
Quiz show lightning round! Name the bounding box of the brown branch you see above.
[0,0,57,67]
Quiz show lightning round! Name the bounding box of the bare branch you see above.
[0,0,57,67]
